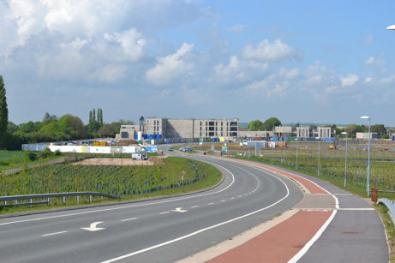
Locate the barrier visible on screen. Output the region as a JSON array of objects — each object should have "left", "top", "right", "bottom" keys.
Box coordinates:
[{"left": 378, "top": 198, "right": 395, "bottom": 225}]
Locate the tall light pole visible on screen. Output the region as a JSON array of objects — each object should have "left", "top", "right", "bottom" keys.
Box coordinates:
[
  {"left": 341, "top": 131, "right": 348, "bottom": 188},
  {"left": 360, "top": 115, "right": 372, "bottom": 196},
  {"left": 317, "top": 138, "right": 321, "bottom": 176}
]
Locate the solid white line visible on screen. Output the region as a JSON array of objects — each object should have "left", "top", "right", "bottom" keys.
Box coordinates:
[
  {"left": 41, "top": 230, "right": 67, "bottom": 237},
  {"left": 100, "top": 166, "right": 291, "bottom": 263},
  {"left": 0, "top": 163, "right": 236, "bottom": 227},
  {"left": 120, "top": 217, "right": 137, "bottom": 222},
  {"left": 233, "top": 161, "right": 340, "bottom": 263},
  {"left": 288, "top": 210, "right": 338, "bottom": 263},
  {"left": 338, "top": 208, "right": 375, "bottom": 211}
]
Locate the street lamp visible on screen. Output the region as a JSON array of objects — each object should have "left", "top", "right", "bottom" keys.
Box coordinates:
[
  {"left": 387, "top": 25, "right": 395, "bottom": 30},
  {"left": 360, "top": 115, "right": 372, "bottom": 196},
  {"left": 341, "top": 131, "right": 348, "bottom": 188}
]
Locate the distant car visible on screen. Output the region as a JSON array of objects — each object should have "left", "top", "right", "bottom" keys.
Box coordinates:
[{"left": 179, "top": 147, "right": 192, "bottom": 152}]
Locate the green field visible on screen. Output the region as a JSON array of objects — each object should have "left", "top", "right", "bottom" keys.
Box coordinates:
[
  {"left": 194, "top": 141, "right": 395, "bottom": 198},
  {"left": 0, "top": 157, "right": 222, "bottom": 213}
]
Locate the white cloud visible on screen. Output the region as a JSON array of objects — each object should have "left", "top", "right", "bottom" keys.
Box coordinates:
[
  {"left": 214, "top": 56, "right": 268, "bottom": 82},
  {"left": 145, "top": 43, "right": 194, "bottom": 85},
  {"left": 104, "top": 29, "right": 146, "bottom": 61},
  {"left": 241, "top": 39, "right": 295, "bottom": 61},
  {"left": 340, "top": 74, "right": 359, "bottom": 87}
]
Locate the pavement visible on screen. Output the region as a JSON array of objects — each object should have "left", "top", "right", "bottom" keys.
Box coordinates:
[{"left": 189, "top": 157, "right": 389, "bottom": 263}]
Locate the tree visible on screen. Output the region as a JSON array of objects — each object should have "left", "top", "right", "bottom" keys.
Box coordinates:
[
  {"left": 345, "top": 124, "right": 366, "bottom": 138},
  {"left": 262, "top": 117, "right": 281, "bottom": 131},
  {"left": 97, "top": 108, "right": 103, "bottom": 127},
  {"left": 371, "top": 124, "right": 387, "bottom": 138},
  {"left": 0, "top": 75, "right": 8, "bottom": 147},
  {"left": 248, "top": 120, "right": 264, "bottom": 131}
]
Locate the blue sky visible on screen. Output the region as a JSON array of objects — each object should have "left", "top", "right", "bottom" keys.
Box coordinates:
[{"left": 1, "top": 0, "right": 394, "bottom": 125}]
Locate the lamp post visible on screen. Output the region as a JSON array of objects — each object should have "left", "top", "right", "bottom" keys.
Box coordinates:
[
  {"left": 341, "top": 131, "right": 348, "bottom": 188},
  {"left": 360, "top": 115, "right": 372, "bottom": 196}
]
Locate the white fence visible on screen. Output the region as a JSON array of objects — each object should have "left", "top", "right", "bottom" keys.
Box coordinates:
[{"left": 48, "top": 145, "right": 142, "bottom": 154}]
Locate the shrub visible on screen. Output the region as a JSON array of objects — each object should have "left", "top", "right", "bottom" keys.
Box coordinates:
[
  {"left": 39, "top": 148, "right": 53, "bottom": 159},
  {"left": 25, "top": 151, "right": 37, "bottom": 161}
]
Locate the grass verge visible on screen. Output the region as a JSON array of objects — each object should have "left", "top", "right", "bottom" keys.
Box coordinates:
[
  {"left": 376, "top": 204, "right": 395, "bottom": 262},
  {"left": 0, "top": 157, "right": 222, "bottom": 215}
]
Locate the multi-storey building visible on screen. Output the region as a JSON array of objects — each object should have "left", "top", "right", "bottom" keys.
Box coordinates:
[
  {"left": 117, "top": 117, "right": 239, "bottom": 140},
  {"left": 296, "top": 126, "right": 310, "bottom": 138}
]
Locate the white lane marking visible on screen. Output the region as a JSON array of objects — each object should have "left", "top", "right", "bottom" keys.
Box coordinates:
[
  {"left": 238, "top": 195, "right": 242, "bottom": 198},
  {"left": 220, "top": 200, "right": 226, "bottom": 202},
  {"left": 41, "top": 230, "right": 67, "bottom": 237},
  {"left": 172, "top": 207, "right": 187, "bottom": 213},
  {"left": 338, "top": 208, "right": 375, "bottom": 211},
  {"left": 191, "top": 205, "right": 200, "bottom": 208},
  {"left": 288, "top": 209, "right": 338, "bottom": 263},
  {"left": 159, "top": 211, "right": 170, "bottom": 215},
  {"left": 100, "top": 167, "right": 291, "bottom": 263},
  {"left": 207, "top": 202, "right": 214, "bottom": 206},
  {"left": 120, "top": 217, "right": 137, "bottom": 222},
  {"left": 0, "top": 163, "right": 235, "bottom": 227},
  {"left": 81, "top": 221, "right": 105, "bottom": 232},
  {"left": 247, "top": 167, "right": 340, "bottom": 263},
  {"left": 230, "top": 197, "right": 235, "bottom": 200}
]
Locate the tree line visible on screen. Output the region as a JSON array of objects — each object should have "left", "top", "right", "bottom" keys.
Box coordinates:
[{"left": 0, "top": 75, "right": 133, "bottom": 150}]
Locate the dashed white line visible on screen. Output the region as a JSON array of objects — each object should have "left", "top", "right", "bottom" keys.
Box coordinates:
[
  {"left": 100, "top": 165, "right": 291, "bottom": 263},
  {"left": 41, "top": 231, "right": 67, "bottom": 237},
  {"left": 191, "top": 205, "right": 200, "bottom": 208},
  {"left": 0, "top": 163, "right": 236, "bottom": 227},
  {"left": 120, "top": 217, "right": 138, "bottom": 222},
  {"left": 207, "top": 202, "right": 215, "bottom": 206},
  {"left": 159, "top": 211, "right": 170, "bottom": 215},
  {"left": 220, "top": 199, "right": 226, "bottom": 202}
]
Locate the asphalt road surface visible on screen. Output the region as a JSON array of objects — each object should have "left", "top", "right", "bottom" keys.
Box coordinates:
[{"left": 0, "top": 156, "right": 303, "bottom": 263}]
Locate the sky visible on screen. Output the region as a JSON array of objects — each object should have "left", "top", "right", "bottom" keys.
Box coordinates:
[{"left": 1, "top": 0, "right": 395, "bottom": 126}]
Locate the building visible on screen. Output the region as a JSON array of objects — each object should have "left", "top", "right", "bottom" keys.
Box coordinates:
[
  {"left": 274, "top": 126, "right": 293, "bottom": 137},
  {"left": 356, "top": 132, "right": 378, "bottom": 139},
  {"left": 117, "top": 117, "right": 239, "bottom": 140},
  {"left": 116, "top": 124, "right": 140, "bottom": 141},
  {"left": 238, "top": 130, "right": 273, "bottom": 138},
  {"left": 296, "top": 126, "right": 310, "bottom": 138},
  {"left": 316, "top": 126, "right": 332, "bottom": 138}
]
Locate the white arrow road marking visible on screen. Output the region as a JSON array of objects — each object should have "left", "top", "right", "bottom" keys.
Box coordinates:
[
  {"left": 41, "top": 231, "right": 67, "bottom": 237},
  {"left": 172, "top": 207, "right": 187, "bottom": 213},
  {"left": 81, "top": 221, "right": 105, "bottom": 232}
]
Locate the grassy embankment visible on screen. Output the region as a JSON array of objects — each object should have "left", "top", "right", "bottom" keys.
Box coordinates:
[
  {"left": 0, "top": 156, "right": 222, "bottom": 214},
  {"left": 194, "top": 141, "right": 395, "bottom": 198}
]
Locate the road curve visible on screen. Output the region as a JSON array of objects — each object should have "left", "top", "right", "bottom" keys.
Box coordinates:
[{"left": 0, "top": 155, "right": 303, "bottom": 263}]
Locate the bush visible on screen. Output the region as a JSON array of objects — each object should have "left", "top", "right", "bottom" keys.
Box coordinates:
[
  {"left": 25, "top": 151, "right": 37, "bottom": 161},
  {"left": 39, "top": 148, "right": 53, "bottom": 159},
  {"left": 54, "top": 150, "right": 61, "bottom": 156}
]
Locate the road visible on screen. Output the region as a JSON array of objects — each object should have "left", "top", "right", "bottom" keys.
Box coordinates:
[{"left": 0, "top": 155, "right": 303, "bottom": 263}]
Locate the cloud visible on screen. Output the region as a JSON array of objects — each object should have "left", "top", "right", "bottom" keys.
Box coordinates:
[
  {"left": 104, "top": 28, "right": 146, "bottom": 61},
  {"left": 145, "top": 43, "right": 194, "bottom": 85},
  {"left": 241, "top": 39, "right": 296, "bottom": 61},
  {"left": 340, "top": 74, "right": 359, "bottom": 87},
  {"left": 91, "top": 64, "right": 127, "bottom": 82}
]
